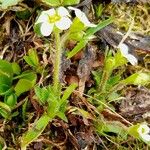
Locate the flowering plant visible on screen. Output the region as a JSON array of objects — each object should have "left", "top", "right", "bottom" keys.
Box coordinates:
[
  {"left": 21, "top": 6, "right": 113, "bottom": 150},
  {"left": 128, "top": 123, "right": 150, "bottom": 145},
  {"left": 137, "top": 124, "right": 150, "bottom": 142},
  {"left": 118, "top": 43, "right": 138, "bottom": 66}
]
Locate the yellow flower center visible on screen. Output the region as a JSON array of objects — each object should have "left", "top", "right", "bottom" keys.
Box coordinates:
[{"left": 49, "top": 14, "right": 61, "bottom": 23}]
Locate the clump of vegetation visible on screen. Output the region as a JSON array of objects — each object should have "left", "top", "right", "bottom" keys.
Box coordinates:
[{"left": 104, "top": 3, "right": 150, "bottom": 35}]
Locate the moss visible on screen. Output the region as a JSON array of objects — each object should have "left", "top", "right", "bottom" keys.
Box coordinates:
[{"left": 103, "top": 3, "right": 150, "bottom": 35}]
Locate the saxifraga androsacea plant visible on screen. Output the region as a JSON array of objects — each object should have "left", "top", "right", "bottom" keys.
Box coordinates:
[{"left": 21, "top": 6, "right": 113, "bottom": 149}]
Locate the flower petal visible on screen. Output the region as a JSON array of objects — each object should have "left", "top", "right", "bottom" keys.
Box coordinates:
[
  {"left": 68, "top": 6, "right": 78, "bottom": 11},
  {"left": 68, "top": 7, "right": 96, "bottom": 27},
  {"left": 138, "top": 124, "right": 150, "bottom": 135},
  {"left": 57, "top": 6, "right": 70, "bottom": 17},
  {"left": 126, "top": 54, "right": 138, "bottom": 65},
  {"left": 45, "top": 8, "right": 56, "bottom": 16},
  {"left": 118, "top": 43, "right": 138, "bottom": 65},
  {"left": 36, "top": 13, "right": 49, "bottom": 24},
  {"left": 118, "top": 43, "right": 129, "bottom": 56},
  {"left": 141, "top": 134, "right": 150, "bottom": 142},
  {"left": 55, "top": 17, "right": 72, "bottom": 30},
  {"left": 40, "top": 22, "right": 54, "bottom": 36}
]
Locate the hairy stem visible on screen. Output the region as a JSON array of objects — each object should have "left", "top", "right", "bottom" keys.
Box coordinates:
[
  {"left": 53, "top": 31, "right": 61, "bottom": 91},
  {"left": 98, "top": 70, "right": 110, "bottom": 93}
]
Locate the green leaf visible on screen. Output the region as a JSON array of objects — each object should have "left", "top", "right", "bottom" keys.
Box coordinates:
[
  {"left": 0, "top": 75, "right": 12, "bottom": 87},
  {"left": 58, "top": 99, "right": 68, "bottom": 122},
  {"left": 0, "top": 85, "right": 10, "bottom": 95},
  {"left": 0, "top": 101, "right": 11, "bottom": 118},
  {"left": 67, "top": 18, "right": 113, "bottom": 59},
  {"left": 76, "top": 107, "right": 93, "bottom": 119},
  {"left": 15, "top": 79, "right": 34, "bottom": 96},
  {"left": 41, "top": 0, "right": 60, "bottom": 6},
  {"left": 69, "top": 106, "right": 93, "bottom": 120},
  {"left": 21, "top": 114, "right": 51, "bottom": 149},
  {"left": 104, "top": 56, "right": 115, "bottom": 72},
  {"left": 14, "top": 71, "right": 37, "bottom": 80},
  {"left": 0, "top": 101, "right": 11, "bottom": 113},
  {"left": 69, "top": 18, "right": 85, "bottom": 33},
  {"left": 16, "top": 9, "right": 31, "bottom": 20},
  {"left": 53, "top": 83, "right": 77, "bottom": 122},
  {"left": 34, "top": 23, "right": 43, "bottom": 36},
  {"left": 0, "top": 75, "right": 12, "bottom": 95},
  {"left": 95, "top": 120, "right": 127, "bottom": 139},
  {"left": 41, "top": 0, "right": 80, "bottom": 6},
  {"left": 15, "top": 72, "right": 37, "bottom": 96},
  {"left": 104, "top": 121, "right": 127, "bottom": 139},
  {"left": 47, "top": 100, "right": 59, "bottom": 118},
  {"left": 11, "top": 111, "right": 19, "bottom": 117},
  {"left": 0, "top": 86, "right": 13, "bottom": 96},
  {"left": 24, "top": 49, "right": 39, "bottom": 68},
  {"left": 67, "top": 39, "right": 87, "bottom": 59},
  {"left": 0, "top": 0, "right": 23, "bottom": 9},
  {"left": 85, "top": 17, "right": 114, "bottom": 37},
  {"left": 0, "top": 109, "right": 10, "bottom": 119},
  {"left": 122, "top": 72, "right": 150, "bottom": 86},
  {"left": 69, "top": 32, "right": 84, "bottom": 41},
  {"left": 57, "top": 111, "right": 68, "bottom": 122},
  {"left": 4, "top": 93, "right": 17, "bottom": 107},
  {"left": 22, "top": 97, "right": 28, "bottom": 121},
  {"left": 61, "top": 83, "right": 77, "bottom": 102},
  {"left": 12, "top": 62, "right": 21, "bottom": 75},
  {"left": 128, "top": 124, "right": 140, "bottom": 139},
  {"left": 0, "top": 59, "right": 13, "bottom": 78},
  {"left": 47, "top": 85, "right": 60, "bottom": 102},
  {"left": 114, "top": 51, "right": 127, "bottom": 68},
  {"left": 106, "top": 74, "right": 121, "bottom": 90},
  {"left": 92, "top": 70, "right": 103, "bottom": 86},
  {"left": 34, "top": 86, "right": 49, "bottom": 104},
  {"left": 94, "top": 4, "right": 104, "bottom": 18},
  {"left": 107, "top": 92, "right": 120, "bottom": 102},
  {"left": 63, "top": 0, "right": 80, "bottom": 5}
]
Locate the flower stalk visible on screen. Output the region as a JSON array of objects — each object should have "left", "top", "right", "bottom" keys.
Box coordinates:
[
  {"left": 53, "top": 30, "right": 62, "bottom": 91},
  {"left": 53, "top": 31, "right": 71, "bottom": 91},
  {"left": 98, "top": 70, "right": 110, "bottom": 93}
]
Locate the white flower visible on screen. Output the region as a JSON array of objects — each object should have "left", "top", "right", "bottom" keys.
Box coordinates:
[
  {"left": 138, "top": 124, "right": 149, "bottom": 135},
  {"left": 137, "top": 124, "right": 150, "bottom": 142},
  {"left": 35, "top": 7, "right": 72, "bottom": 36},
  {"left": 140, "top": 134, "right": 150, "bottom": 142},
  {"left": 118, "top": 43, "right": 138, "bottom": 66},
  {"left": 68, "top": 7, "right": 96, "bottom": 27}
]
